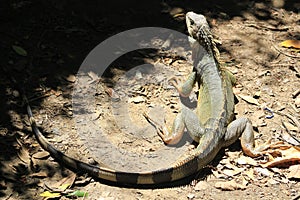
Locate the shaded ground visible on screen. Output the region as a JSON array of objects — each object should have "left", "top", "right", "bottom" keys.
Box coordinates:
[{"left": 0, "top": 0, "right": 299, "bottom": 199}]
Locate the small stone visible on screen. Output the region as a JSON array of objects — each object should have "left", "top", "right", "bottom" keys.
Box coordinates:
[
  {"left": 12, "top": 90, "right": 20, "bottom": 97},
  {"left": 65, "top": 75, "right": 76, "bottom": 83},
  {"left": 254, "top": 167, "right": 272, "bottom": 177},
  {"left": 267, "top": 179, "right": 278, "bottom": 185},
  {"left": 170, "top": 7, "right": 184, "bottom": 16},
  {"left": 194, "top": 181, "right": 210, "bottom": 191},
  {"left": 295, "top": 97, "right": 300, "bottom": 108},
  {"left": 128, "top": 96, "right": 145, "bottom": 103},
  {"left": 292, "top": 89, "right": 300, "bottom": 98},
  {"left": 272, "top": 0, "right": 285, "bottom": 8},
  {"left": 187, "top": 193, "right": 195, "bottom": 199}
]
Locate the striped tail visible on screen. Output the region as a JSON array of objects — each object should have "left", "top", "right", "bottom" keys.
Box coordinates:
[{"left": 26, "top": 102, "right": 200, "bottom": 185}]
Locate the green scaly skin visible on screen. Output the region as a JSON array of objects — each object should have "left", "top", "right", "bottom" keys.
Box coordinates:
[{"left": 26, "top": 12, "right": 263, "bottom": 186}]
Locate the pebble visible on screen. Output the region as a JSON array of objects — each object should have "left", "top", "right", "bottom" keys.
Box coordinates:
[
  {"left": 12, "top": 90, "right": 19, "bottom": 97},
  {"left": 65, "top": 74, "right": 76, "bottom": 83},
  {"left": 187, "top": 193, "right": 195, "bottom": 199},
  {"left": 194, "top": 181, "right": 210, "bottom": 191},
  {"left": 295, "top": 97, "right": 300, "bottom": 108}
]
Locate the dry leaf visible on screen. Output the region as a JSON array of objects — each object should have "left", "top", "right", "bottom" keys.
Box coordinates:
[
  {"left": 52, "top": 173, "right": 77, "bottom": 189},
  {"left": 211, "top": 169, "right": 225, "bottom": 179},
  {"left": 32, "top": 151, "right": 50, "bottom": 159},
  {"left": 221, "top": 163, "right": 245, "bottom": 177},
  {"left": 239, "top": 95, "right": 260, "bottom": 106},
  {"left": 261, "top": 146, "right": 300, "bottom": 168},
  {"left": 243, "top": 168, "right": 255, "bottom": 181},
  {"left": 254, "top": 167, "right": 273, "bottom": 177},
  {"left": 65, "top": 75, "right": 76, "bottom": 83},
  {"left": 236, "top": 155, "right": 258, "bottom": 166},
  {"left": 194, "top": 181, "right": 210, "bottom": 191},
  {"left": 282, "top": 131, "right": 300, "bottom": 146},
  {"left": 215, "top": 180, "right": 246, "bottom": 191},
  {"left": 263, "top": 157, "right": 300, "bottom": 168},
  {"left": 128, "top": 96, "right": 145, "bottom": 103},
  {"left": 280, "top": 146, "right": 300, "bottom": 157},
  {"left": 40, "top": 191, "right": 61, "bottom": 198},
  {"left": 29, "top": 171, "right": 48, "bottom": 178},
  {"left": 267, "top": 179, "right": 279, "bottom": 185},
  {"left": 268, "top": 143, "right": 291, "bottom": 150},
  {"left": 280, "top": 40, "right": 300, "bottom": 49},
  {"left": 295, "top": 97, "right": 300, "bottom": 108},
  {"left": 41, "top": 173, "right": 76, "bottom": 198},
  {"left": 74, "top": 177, "right": 92, "bottom": 185},
  {"left": 17, "top": 147, "right": 31, "bottom": 164},
  {"left": 241, "top": 175, "right": 249, "bottom": 186},
  {"left": 223, "top": 162, "right": 238, "bottom": 170},
  {"left": 283, "top": 122, "right": 299, "bottom": 132},
  {"left": 287, "top": 164, "right": 300, "bottom": 179},
  {"left": 222, "top": 168, "right": 244, "bottom": 177},
  {"left": 226, "top": 151, "right": 240, "bottom": 159}
]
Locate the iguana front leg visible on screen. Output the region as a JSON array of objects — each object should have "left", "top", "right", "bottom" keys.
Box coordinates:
[
  {"left": 223, "top": 118, "right": 272, "bottom": 157},
  {"left": 169, "top": 71, "right": 197, "bottom": 97},
  {"left": 144, "top": 71, "right": 205, "bottom": 145}
]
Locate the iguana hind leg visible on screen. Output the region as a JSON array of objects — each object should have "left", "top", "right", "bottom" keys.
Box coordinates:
[
  {"left": 143, "top": 112, "right": 185, "bottom": 145},
  {"left": 181, "top": 106, "right": 205, "bottom": 143},
  {"left": 223, "top": 118, "right": 273, "bottom": 158},
  {"left": 144, "top": 104, "right": 206, "bottom": 145}
]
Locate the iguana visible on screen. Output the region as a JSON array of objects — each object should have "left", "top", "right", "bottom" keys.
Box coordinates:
[{"left": 26, "top": 12, "right": 265, "bottom": 185}]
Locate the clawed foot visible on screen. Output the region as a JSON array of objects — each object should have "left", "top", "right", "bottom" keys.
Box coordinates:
[
  {"left": 169, "top": 77, "right": 191, "bottom": 97},
  {"left": 244, "top": 139, "right": 284, "bottom": 158},
  {"left": 168, "top": 77, "right": 181, "bottom": 92},
  {"left": 169, "top": 75, "right": 196, "bottom": 97},
  {"left": 143, "top": 112, "right": 167, "bottom": 141},
  {"left": 143, "top": 112, "right": 183, "bottom": 145}
]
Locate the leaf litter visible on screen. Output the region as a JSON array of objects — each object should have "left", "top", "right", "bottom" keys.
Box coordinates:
[{"left": 6, "top": 5, "right": 299, "bottom": 199}]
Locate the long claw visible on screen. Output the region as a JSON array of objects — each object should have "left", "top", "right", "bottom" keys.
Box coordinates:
[
  {"left": 168, "top": 77, "right": 179, "bottom": 84},
  {"left": 169, "top": 76, "right": 193, "bottom": 97},
  {"left": 143, "top": 112, "right": 184, "bottom": 145},
  {"left": 143, "top": 112, "right": 165, "bottom": 137},
  {"left": 169, "top": 77, "right": 181, "bottom": 91}
]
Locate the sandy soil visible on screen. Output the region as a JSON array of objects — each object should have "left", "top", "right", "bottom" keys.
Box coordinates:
[{"left": 0, "top": 1, "right": 299, "bottom": 199}]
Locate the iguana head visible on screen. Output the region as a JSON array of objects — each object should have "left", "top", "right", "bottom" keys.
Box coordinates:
[
  {"left": 186, "top": 12, "right": 209, "bottom": 39},
  {"left": 185, "top": 11, "right": 220, "bottom": 65},
  {"left": 185, "top": 12, "right": 213, "bottom": 50}
]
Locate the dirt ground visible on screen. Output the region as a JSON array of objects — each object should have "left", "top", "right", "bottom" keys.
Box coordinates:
[{"left": 0, "top": 0, "right": 300, "bottom": 199}]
